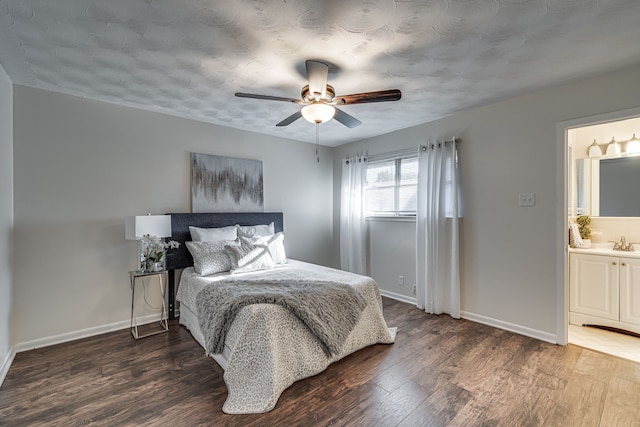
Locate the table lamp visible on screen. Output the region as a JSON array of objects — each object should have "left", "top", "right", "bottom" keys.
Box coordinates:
[{"left": 125, "top": 214, "right": 172, "bottom": 271}]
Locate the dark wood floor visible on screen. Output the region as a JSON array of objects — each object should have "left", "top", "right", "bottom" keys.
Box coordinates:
[{"left": 2, "top": 298, "right": 640, "bottom": 426}]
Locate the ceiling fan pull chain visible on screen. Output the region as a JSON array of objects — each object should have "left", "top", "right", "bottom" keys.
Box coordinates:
[{"left": 316, "top": 122, "right": 320, "bottom": 163}]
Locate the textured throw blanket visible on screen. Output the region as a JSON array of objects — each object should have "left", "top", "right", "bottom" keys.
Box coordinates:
[{"left": 196, "top": 278, "right": 367, "bottom": 357}]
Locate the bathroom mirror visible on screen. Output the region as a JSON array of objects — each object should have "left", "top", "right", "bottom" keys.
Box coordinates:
[{"left": 576, "top": 155, "right": 640, "bottom": 216}]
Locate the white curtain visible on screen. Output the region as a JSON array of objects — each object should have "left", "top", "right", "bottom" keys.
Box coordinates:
[
  {"left": 340, "top": 156, "right": 367, "bottom": 275},
  {"left": 416, "top": 139, "right": 461, "bottom": 318}
]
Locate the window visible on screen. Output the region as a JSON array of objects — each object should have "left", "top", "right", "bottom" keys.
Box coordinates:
[{"left": 366, "top": 156, "right": 418, "bottom": 216}]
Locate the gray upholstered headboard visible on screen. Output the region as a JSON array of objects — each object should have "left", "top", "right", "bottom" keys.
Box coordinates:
[
  {"left": 163, "top": 212, "right": 284, "bottom": 319},
  {"left": 165, "top": 212, "right": 284, "bottom": 271}
]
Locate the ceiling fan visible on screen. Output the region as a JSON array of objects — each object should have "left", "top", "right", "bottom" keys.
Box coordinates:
[{"left": 235, "top": 60, "right": 401, "bottom": 129}]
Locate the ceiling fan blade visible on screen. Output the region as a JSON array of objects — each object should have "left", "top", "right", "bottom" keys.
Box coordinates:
[
  {"left": 334, "top": 89, "right": 401, "bottom": 105},
  {"left": 333, "top": 107, "right": 361, "bottom": 128},
  {"left": 306, "top": 60, "right": 329, "bottom": 99},
  {"left": 235, "top": 92, "right": 302, "bottom": 104},
  {"left": 276, "top": 110, "right": 303, "bottom": 127}
]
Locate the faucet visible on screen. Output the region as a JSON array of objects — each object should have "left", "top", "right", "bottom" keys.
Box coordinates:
[{"left": 609, "top": 235, "right": 637, "bottom": 251}]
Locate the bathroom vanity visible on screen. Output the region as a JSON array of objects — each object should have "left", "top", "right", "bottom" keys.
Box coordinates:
[{"left": 569, "top": 247, "right": 640, "bottom": 335}]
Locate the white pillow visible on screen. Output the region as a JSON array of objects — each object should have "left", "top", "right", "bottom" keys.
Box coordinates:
[
  {"left": 236, "top": 222, "right": 274, "bottom": 238},
  {"left": 189, "top": 225, "right": 237, "bottom": 242},
  {"left": 186, "top": 240, "right": 238, "bottom": 276},
  {"left": 225, "top": 242, "right": 275, "bottom": 274},
  {"left": 241, "top": 232, "right": 287, "bottom": 264}
]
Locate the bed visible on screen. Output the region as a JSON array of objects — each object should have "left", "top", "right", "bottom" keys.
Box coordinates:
[{"left": 165, "top": 212, "right": 396, "bottom": 414}]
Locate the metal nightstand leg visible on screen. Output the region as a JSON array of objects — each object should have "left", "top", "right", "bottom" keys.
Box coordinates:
[{"left": 130, "top": 271, "right": 169, "bottom": 340}]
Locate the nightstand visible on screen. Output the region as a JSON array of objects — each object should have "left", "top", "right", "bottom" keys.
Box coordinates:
[{"left": 129, "top": 270, "right": 169, "bottom": 339}]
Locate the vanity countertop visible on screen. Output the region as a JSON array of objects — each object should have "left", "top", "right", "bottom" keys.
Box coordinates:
[{"left": 569, "top": 244, "right": 640, "bottom": 258}]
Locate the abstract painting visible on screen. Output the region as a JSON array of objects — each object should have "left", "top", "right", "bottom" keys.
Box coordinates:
[{"left": 191, "top": 153, "right": 264, "bottom": 212}]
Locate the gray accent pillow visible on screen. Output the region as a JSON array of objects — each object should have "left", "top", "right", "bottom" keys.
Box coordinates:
[
  {"left": 186, "top": 240, "right": 238, "bottom": 276},
  {"left": 240, "top": 232, "right": 287, "bottom": 264},
  {"left": 225, "top": 241, "right": 275, "bottom": 274}
]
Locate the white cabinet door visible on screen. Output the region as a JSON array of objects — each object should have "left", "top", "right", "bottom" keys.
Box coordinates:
[
  {"left": 570, "top": 253, "right": 619, "bottom": 321},
  {"left": 620, "top": 257, "right": 640, "bottom": 326}
]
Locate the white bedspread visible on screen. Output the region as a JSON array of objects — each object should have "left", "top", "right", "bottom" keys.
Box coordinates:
[{"left": 176, "top": 260, "right": 396, "bottom": 414}]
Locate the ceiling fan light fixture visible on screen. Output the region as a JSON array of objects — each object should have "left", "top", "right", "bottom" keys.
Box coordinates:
[
  {"left": 236, "top": 60, "right": 400, "bottom": 129},
  {"left": 301, "top": 103, "right": 335, "bottom": 124}
]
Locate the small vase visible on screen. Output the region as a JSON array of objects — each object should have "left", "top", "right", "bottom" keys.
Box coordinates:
[
  {"left": 142, "top": 258, "right": 161, "bottom": 273},
  {"left": 581, "top": 239, "right": 591, "bottom": 249},
  {"left": 142, "top": 254, "right": 165, "bottom": 272}
]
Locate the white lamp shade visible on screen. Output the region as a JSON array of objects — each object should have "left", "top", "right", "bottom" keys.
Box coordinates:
[
  {"left": 605, "top": 138, "right": 621, "bottom": 155},
  {"left": 301, "top": 103, "right": 335, "bottom": 124},
  {"left": 626, "top": 134, "right": 640, "bottom": 154},
  {"left": 125, "top": 215, "right": 172, "bottom": 240},
  {"left": 587, "top": 140, "right": 602, "bottom": 157}
]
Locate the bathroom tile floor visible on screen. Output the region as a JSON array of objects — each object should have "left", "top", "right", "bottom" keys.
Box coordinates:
[{"left": 569, "top": 324, "right": 640, "bottom": 364}]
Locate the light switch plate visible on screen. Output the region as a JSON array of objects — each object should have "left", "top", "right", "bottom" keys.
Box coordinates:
[{"left": 519, "top": 193, "right": 535, "bottom": 207}]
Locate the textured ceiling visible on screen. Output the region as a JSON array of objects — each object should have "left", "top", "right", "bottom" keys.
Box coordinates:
[{"left": 1, "top": 1, "right": 640, "bottom": 147}]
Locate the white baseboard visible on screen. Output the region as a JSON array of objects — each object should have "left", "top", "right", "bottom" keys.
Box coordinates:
[
  {"left": 379, "top": 289, "right": 417, "bottom": 305},
  {"left": 461, "top": 310, "right": 558, "bottom": 344},
  {"left": 14, "top": 314, "right": 164, "bottom": 353},
  {"left": 378, "top": 293, "right": 558, "bottom": 344},
  {"left": 0, "top": 347, "right": 16, "bottom": 387}
]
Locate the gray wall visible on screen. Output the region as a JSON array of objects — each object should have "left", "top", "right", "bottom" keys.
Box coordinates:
[
  {"left": 367, "top": 219, "right": 416, "bottom": 299},
  {"left": 8, "top": 62, "right": 640, "bottom": 349},
  {"left": 333, "top": 64, "right": 640, "bottom": 340},
  {"left": 12, "top": 86, "right": 335, "bottom": 344},
  {"left": 0, "top": 65, "right": 13, "bottom": 376}
]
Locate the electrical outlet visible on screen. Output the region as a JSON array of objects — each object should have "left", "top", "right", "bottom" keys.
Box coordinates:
[
  {"left": 398, "top": 275, "right": 404, "bottom": 286},
  {"left": 412, "top": 284, "right": 417, "bottom": 296},
  {"left": 519, "top": 193, "right": 535, "bottom": 207}
]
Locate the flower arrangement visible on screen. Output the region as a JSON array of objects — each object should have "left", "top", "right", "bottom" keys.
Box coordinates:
[{"left": 141, "top": 234, "right": 180, "bottom": 271}]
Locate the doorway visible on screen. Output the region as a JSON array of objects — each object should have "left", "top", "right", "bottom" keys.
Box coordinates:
[{"left": 560, "top": 108, "right": 640, "bottom": 363}]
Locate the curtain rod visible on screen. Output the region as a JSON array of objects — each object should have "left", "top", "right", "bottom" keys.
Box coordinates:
[
  {"left": 421, "top": 137, "right": 461, "bottom": 151},
  {"left": 345, "top": 138, "right": 461, "bottom": 163}
]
